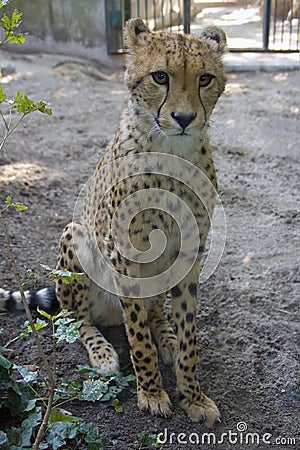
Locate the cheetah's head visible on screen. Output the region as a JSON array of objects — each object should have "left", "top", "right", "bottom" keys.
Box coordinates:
[{"left": 124, "top": 18, "right": 227, "bottom": 144}]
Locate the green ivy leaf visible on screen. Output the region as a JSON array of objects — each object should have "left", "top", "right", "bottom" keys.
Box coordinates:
[
  {"left": 4, "top": 195, "right": 12, "bottom": 206},
  {"left": 80, "top": 422, "right": 106, "bottom": 446},
  {"left": 14, "top": 202, "right": 27, "bottom": 212},
  {"left": 46, "top": 424, "right": 67, "bottom": 450},
  {"left": 138, "top": 432, "right": 159, "bottom": 447},
  {"left": 48, "top": 410, "right": 82, "bottom": 425},
  {"left": 23, "top": 398, "right": 38, "bottom": 412},
  {"left": 40, "top": 264, "right": 84, "bottom": 284},
  {"left": 14, "top": 364, "right": 38, "bottom": 383},
  {"left": 11, "top": 92, "right": 52, "bottom": 115},
  {"left": 5, "top": 195, "right": 27, "bottom": 212},
  {"left": 6, "top": 33, "right": 25, "bottom": 44},
  {"left": 36, "top": 307, "right": 53, "bottom": 320},
  {"left": 46, "top": 422, "right": 77, "bottom": 449},
  {"left": 0, "top": 85, "right": 6, "bottom": 102},
  {"left": 10, "top": 10, "right": 22, "bottom": 28},
  {"left": 46, "top": 422, "right": 106, "bottom": 450},
  {"left": 0, "top": 431, "right": 8, "bottom": 446},
  {"left": 25, "top": 318, "right": 48, "bottom": 333},
  {"left": 54, "top": 317, "right": 83, "bottom": 344},
  {"left": 1, "top": 10, "right": 22, "bottom": 31},
  {"left": 3, "top": 407, "right": 42, "bottom": 448},
  {"left": 1, "top": 13, "right": 11, "bottom": 29},
  {"left": 0, "top": 9, "right": 25, "bottom": 46},
  {"left": 0, "top": 353, "right": 13, "bottom": 370},
  {"left": 77, "top": 364, "right": 99, "bottom": 375},
  {"left": 79, "top": 372, "right": 134, "bottom": 410},
  {"left": 18, "top": 408, "right": 42, "bottom": 447},
  {"left": 113, "top": 398, "right": 123, "bottom": 413},
  {"left": 80, "top": 379, "right": 109, "bottom": 402}
]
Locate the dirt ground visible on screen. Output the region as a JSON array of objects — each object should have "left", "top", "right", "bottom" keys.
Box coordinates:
[{"left": 0, "top": 51, "right": 299, "bottom": 449}]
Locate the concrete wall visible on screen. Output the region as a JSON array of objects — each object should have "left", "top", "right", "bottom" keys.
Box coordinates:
[
  {"left": 2, "top": 1, "right": 190, "bottom": 63},
  {"left": 3, "top": 0, "right": 120, "bottom": 66}
]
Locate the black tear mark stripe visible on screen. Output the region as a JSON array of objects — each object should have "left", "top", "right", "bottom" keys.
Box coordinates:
[
  {"left": 156, "top": 83, "right": 169, "bottom": 124},
  {"left": 199, "top": 86, "right": 207, "bottom": 126}
]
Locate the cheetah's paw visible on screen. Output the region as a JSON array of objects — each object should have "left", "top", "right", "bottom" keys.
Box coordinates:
[
  {"left": 180, "top": 394, "right": 220, "bottom": 427},
  {"left": 138, "top": 388, "right": 172, "bottom": 418},
  {"left": 158, "top": 337, "right": 178, "bottom": 366},
  {"left": 89, "top": 346, "right": 120, "bottom": 375}
]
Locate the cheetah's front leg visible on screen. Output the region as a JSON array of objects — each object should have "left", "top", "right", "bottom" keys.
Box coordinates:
[
  {"left": 120, "top": 298, "right": 172, "bottom": 417},
  {"left": 171, "top": 265, "right": 220, "bottom": 427}
]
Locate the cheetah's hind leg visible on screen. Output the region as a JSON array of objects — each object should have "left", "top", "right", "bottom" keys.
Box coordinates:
[{"left": 56, "top": 222, "right": 119, "bottom": 375}]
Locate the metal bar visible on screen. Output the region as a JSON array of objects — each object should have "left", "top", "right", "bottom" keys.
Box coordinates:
[
  {"left": 153, "top": 0, "right": 157, "bottom": 30},
  {"left": 297, "top": 5, "right": 300, "bottom": 49},
  {"left": 273, "top": 0, "right": 277, "bottom": 44},
  {"left": 281, "top": 0, "right": 286, "bottom": 44},
  {"left": 229, "top": 47, "right": 299, "bottom": 53},
  {"left": 137, "top": 0, "right": 140, "bottom": 18},
  {"left": 183, "top": 0, "right": 190, "bottom": 34},
  {"left": 105, "top": 0, "right": 124, "bottom": 54},
  {"left": 262, "top": 0, "right": 271, "bottom": 50},
  {"left": 289, "top": 0, "right": 293, "bottom": 48},
  {"left": 180, "top": 0, "right": 183, "bottom": 31},
  {"left": 124, "top": 0, "right": 131, "bottom": 21}
]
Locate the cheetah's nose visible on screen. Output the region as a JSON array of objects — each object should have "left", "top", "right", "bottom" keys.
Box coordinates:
[{"left": 171, "top": 112, "right": 197, "bottom": 130}]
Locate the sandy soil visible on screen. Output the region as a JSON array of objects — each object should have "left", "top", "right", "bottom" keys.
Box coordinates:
[{"left": 0, "top": 51, "right": 299, "bottom": 449}]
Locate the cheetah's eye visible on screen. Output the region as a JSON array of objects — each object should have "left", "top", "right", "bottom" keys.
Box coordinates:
[
  {"left": 151, "top": 71, "right": 169, "bottom": 85},
  {"left": 199, "top": 74, "right": 214, "bottom": 87}
]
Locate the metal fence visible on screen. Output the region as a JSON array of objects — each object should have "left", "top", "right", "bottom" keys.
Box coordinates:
[
  {"left": 263, "top": 0, "right": 300, "bottom": 51},
  {"left": 128, "top": 0, "right": 190, "bottom": 32},
  {"left": 105, "top": 0, "right": 299, "bottom": 53},
  {"left": 105, "top": 0, "right": 192, "bottom": 53}
]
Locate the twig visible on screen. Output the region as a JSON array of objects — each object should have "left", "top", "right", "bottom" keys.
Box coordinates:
[
  {"left": 0, "top": 110, "right": 26, "bottom": 152},
  {"left": 4, "top": 334, "right": 20, "bottom": 347}
]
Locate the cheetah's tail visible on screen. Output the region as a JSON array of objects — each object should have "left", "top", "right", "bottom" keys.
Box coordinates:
[{"left": 0, "top": 287, "right": 59, "bottom": 313}]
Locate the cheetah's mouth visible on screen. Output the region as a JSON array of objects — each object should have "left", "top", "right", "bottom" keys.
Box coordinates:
[
  {"left": 171, "top": 130, "right": 190, "bottom": 137},
  {"left": 154, "top": 117, "right": 192, "bottom": 138}
]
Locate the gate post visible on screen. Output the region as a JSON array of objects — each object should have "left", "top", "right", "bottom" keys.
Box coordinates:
[
  {"left": 123, "top": 0, "right": 131, "bottom": 22},
  {"left": 105, "top": 0, "right": 131, "bottom": 53},
  {"left": 262, "top": 0, "right": 271, "bottom": 50},
  {"left": 183, "top": 0, "right": 191, "bottom": 34}
]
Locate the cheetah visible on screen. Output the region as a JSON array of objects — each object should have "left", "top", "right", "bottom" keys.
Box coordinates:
[{"left": 55, "top": 18, "right": 227, "bottom": 426}]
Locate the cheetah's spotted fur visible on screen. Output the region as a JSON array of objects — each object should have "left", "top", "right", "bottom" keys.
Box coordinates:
[{"left": 56, "top": 18, "right": 227, "bottom": 426}]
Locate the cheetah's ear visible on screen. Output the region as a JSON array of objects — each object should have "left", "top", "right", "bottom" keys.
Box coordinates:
[
  {"left": 124, "top": 18, "right": 150, "bottom": 48},
  {"left": 201, "top": 26, "right": 227, "bottom": 54}
]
